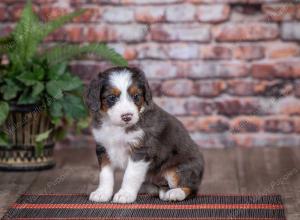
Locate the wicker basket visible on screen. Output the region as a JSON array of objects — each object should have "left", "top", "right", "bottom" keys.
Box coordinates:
[{"left": 0, "top": 103, "right": 55, "bottom": 171}]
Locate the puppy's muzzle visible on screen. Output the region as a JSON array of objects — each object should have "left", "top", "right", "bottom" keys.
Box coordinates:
[{"left": 121, "top": 113, "right": 133, "bottom": 122}]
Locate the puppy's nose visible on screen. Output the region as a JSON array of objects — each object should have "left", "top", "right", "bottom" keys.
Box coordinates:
[{"left": 121, "top": 113, "right": 133, "bottom": 122}]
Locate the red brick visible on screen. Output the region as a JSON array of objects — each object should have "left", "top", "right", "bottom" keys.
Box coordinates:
[
  {"left": 70, "top": 62, "right": 103, "bottom": 82},
  {"left": 73, "top": 7, "right": 102, "bottom": 22},
  {"left": 64, "top": 26, "right": 85, "bottom": 43},
  {"left": 154, "top": 97, "right": 187, "bottom": 116},
  {"left": 0, "top": 5, "right": 6, "bottom": 21},
  {"left": 102, "top": 7, "right": 134, "bottom": 23},
  {"left": 167, "top": 43, "right": 199, "bottom": 60},
  {"left": 201, "top": 45, "right": 232, "bottom": 60},
  {"left": 296, "top": 5, "right": 300, "bottom": 20},
  {"left": 295, "top": 80, "right": 300, "bottom": 97},
  {"left": 148, "top": 80, "right": 162, "bottom": 97},
  {"left": 166, "top": 4, "right": 196, "bottom": 22},
  {"left": 108, "top": 43, "right": 136, "bottom": 60},
  {"left": 189, "top": 62, "right": 248, "bottom": 79},
  {"left": 252, "top": 61, "right": 300, "bottom": 79},
  {"left": 177, "top": 117, "right": 199, "bottom": 132},
  {"left": 194, "top": 80, "right": 226, "bottom": 97},
  {"left": 214, "top": 23, "right": 279, "bottom": 42},
  {"left": 265, "top": 43, "right": 300, "bottom": 59},
  {"left": 197, "top": 116, "right": 229, "bottom": 133},
  {"left": 227, "top": 80, "right": 255, "bottom": 96},
  {"left": 264, "top": 117, "right": 294, "bottom": 133},
  {"left": 262, "top": 4, "right": 295, "bottom": 21},
  {"left": 39, "top": 7, "right": 70, "bottom": 21},
  {"left": 294, "top": 117, "right": 300, "bottom": 133},
  {"left": 151, "top": 24, "right": 211, "bottom": 42},
  {"left": 87, "top": 24, "right": 148, "bottom": 42},
  {"left": 282, "top": 22, "right": 300, "bottom": 41},
  {"left": 86, "top": 25, "right": 111, "bottom": 42},
  {"left": 121, "top": 0, "right": 180, "bottom": 4},
  {"left": 197, "top": 4, "right": 230, "bottom": 23},
  {"left": 233, "top": 134, "right": 300, "bottom": 148},
  {"left": 185, "top": 98, "right": 216, "bottom": 116},
  {"left": 136, "top": 43, "right": 167, "bottom": 59},
  {"left": 162, "top": 79, "right": 194, "bottom": 97},
  {"left": 231, "top": 116, "right": 263, "bottom": 133},
  {"left": 139, "top": 61, "right": 178, "bottom": 79},
  {"left": 135, "top": 6, "right": 165, "bottom": 23},
  {"left": 179, "top": 116, "right": 234, "bottom": 134},
  {"left": 8, "top": 3, "right": 26, "bottom": 21},
  {"left": 191, "top": 133, "right": 235, "bottom": 148},
  {"left": 216, "top": 97, "right": 260, "bottom": 116},
  {"left": 233, "top": 45, "right": 264, "bottom": 61},
  {"left": 276, "top": 97, "right": 300, "bottom": 115}
]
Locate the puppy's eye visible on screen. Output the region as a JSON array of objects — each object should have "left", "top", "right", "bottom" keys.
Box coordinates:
[
  {"left": 106, "top": 95, "right": 117, "bottom": 103},
  {"left": 133, "top": 94, "right": 141, "bottom": 102}
]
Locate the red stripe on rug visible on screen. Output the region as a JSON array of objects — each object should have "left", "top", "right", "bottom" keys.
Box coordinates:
[
  {"left": 11, "top": 203, "right": 284, "bottom": 210},
  {"left": 12, "top": 218, "right": 286, "bottom": 220}
]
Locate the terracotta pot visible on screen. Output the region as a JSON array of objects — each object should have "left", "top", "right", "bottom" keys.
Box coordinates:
[{"left": 0, "top": 103, "right": 55, "bottom": 171}]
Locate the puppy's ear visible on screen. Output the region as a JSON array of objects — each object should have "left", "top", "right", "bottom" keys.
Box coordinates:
[
  {"left": 131, "top": 67, "right": 152, "bottom": 105},
  {"left": 85, "top": 74, "right": 104, "bottom": 112}
]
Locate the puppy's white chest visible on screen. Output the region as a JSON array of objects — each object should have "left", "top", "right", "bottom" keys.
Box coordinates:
[{"left": 92, "top": 121, "right": 144, "bottom": 169}]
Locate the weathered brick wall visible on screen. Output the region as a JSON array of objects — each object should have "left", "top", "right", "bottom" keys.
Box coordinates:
[{"left": 1, "top": 0, "right": 300, "bottom": 148}]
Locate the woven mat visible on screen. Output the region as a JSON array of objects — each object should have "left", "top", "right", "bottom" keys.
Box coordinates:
[{"left": 2, "top": 194, "right": 286, "bottom": 220}]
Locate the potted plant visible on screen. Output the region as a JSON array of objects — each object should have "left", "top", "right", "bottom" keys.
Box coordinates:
[{"left": 0, "top": 1, "right": 127, "bottom": 171}]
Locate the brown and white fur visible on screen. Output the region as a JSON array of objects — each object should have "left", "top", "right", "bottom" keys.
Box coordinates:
[{"left": 86, "top": 67, "right": 204, "bottom": 203}]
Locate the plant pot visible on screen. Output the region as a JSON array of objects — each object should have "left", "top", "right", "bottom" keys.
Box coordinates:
[{"left": 0, "top": 103, "right": 55, "bottom": 171}]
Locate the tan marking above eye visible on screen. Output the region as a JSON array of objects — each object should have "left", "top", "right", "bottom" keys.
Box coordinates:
[
  {"left": 111, "top": 87, "right": 121, "bottom": 97},
  {"left": 128, "top": 85, "right": 141, "bottom": 96}
]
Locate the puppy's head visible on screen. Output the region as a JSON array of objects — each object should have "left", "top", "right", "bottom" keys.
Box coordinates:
[{"left": 86, "top": 67, "right": 152, "bottom": 127}]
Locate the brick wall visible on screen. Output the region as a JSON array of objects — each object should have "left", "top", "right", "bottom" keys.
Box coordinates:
[{"left": 1, "top": 0, "right": 300, "bottom": 148}]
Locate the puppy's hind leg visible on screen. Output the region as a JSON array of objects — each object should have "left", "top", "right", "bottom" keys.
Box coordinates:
[{"left": 159, "top": 168, "right": 192, "bottom": 201}]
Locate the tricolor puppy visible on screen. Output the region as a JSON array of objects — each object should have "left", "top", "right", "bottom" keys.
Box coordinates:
[{"left": 86, "top": 67, "right": 204, "bottom": 203}]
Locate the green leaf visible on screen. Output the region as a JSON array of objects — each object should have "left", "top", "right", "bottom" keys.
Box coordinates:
[
  {"left": 62, "top": 94, "right": 87, "bottom": 119},
  {"left": 46, "top": 80, "right": 63, "bottom": 99},
  {"left": 17, "top": 71, "right": 38, "bottom": 86},
  {"left": 35, "top": 141, "right": 43, "bottom": 157},
  {"left": 59, "top": 75, "right": 82, "bottom": 91},
  {"left": 0, "top": 79, "right": 21, "bottom": 100},
  {"left": 76, "top": 117, "right": 90, "bottom": 133},
  {"left": 35, "top": 129, "right": 52, "bottom": 142},
  {"left": 12, "top": 0, "right": 40, "bottom": 65},
  {"left": 43, "top": 43, "right": 128, "bottom": 66},
  {"left": 0, "top": 132, "right": 9, "bottom": 146},
  {"left": 49, "top": 100, "right": 63, "bottom": 118},
  {"left": 17, "top": 88, "right": 39, "bottom": 104},
  {"left": 48, "top": 63, "right": 68, "bottom": 80},
  {"left": 0, "top": 101, "right": 9, "bottom": 125},
  {"left": 32, "top": 82, "right": 44, "bottom": 97}
]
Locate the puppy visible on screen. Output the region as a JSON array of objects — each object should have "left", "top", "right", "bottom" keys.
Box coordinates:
[{"left": 86, "top": 67, "right": 204, "bottom": 203}]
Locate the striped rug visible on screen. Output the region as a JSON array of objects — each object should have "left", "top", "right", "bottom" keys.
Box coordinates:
[{"left": 2, "top": 194, "right": 286, "bottom": 220}]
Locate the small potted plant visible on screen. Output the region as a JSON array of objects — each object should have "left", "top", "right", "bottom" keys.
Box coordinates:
[{"left": 0, "top": 1, "right": 127, "bottom": 171}]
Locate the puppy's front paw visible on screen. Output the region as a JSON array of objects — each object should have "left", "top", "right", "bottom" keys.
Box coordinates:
[
  {"left": 159, "top": 188, "right": 186, "bottom": 201},
  {"left": 113, "top": 189, "right": 137, "bottom": 203},
  {"left": 89, "top": 188, "right": 113, "bottom": 202}
]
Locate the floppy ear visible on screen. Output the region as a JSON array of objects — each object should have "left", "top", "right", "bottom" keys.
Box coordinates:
[
  {"left": 85, "top": 74, "right": 103, "bottom": 112},
  {"left": 131, "top": 67, "right": 152, "bottom": 105}
]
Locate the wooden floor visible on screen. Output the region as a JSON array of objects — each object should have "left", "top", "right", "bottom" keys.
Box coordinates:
[{"left": 0, "top": 145, "right": 299, "bottom": 219}]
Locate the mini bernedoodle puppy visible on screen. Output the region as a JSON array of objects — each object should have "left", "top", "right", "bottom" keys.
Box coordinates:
[{"left": 86, "top": 67, "right": 204, "bottom": 203}]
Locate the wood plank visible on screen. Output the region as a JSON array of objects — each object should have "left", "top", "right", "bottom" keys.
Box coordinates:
[
  {"left": 235, "top": 147, "right": 274, "bottom": 193},
  {"left": 263, "top": 147, "right": 300, "bottom": 220},
  {"left": 0, "top": 172, "right": 38, "bottom": 217},
  {"left": 200, "top": 148, "right": 239, "bottom": 194}
]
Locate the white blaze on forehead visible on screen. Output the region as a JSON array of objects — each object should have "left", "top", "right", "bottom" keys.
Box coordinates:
[{"left": 109, "top": 70, "right": 132, "bottom": 93}]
